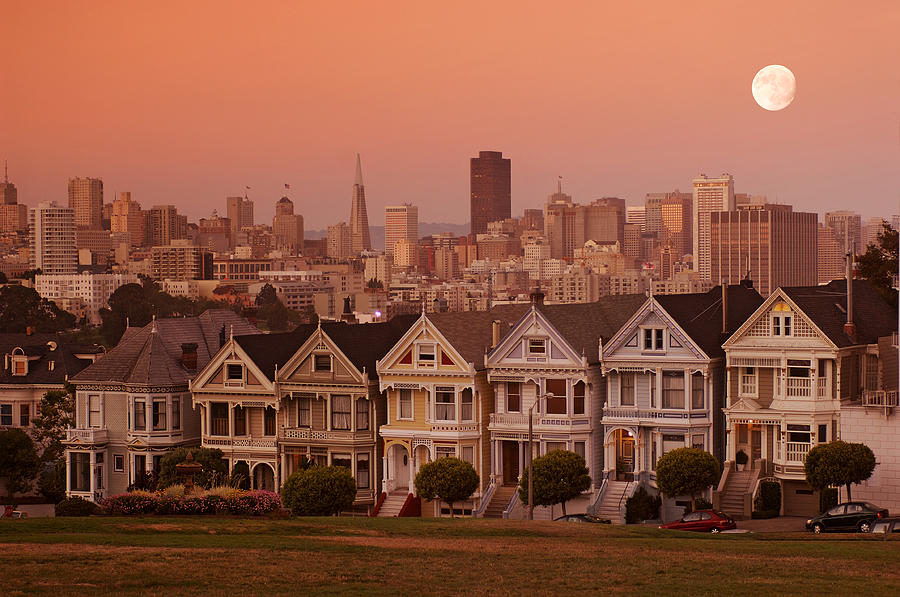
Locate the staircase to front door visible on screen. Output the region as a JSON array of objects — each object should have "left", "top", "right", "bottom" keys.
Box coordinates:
[
  {"left": 376, "top": 491, "right": 409, "bottom": 517},
  {"left": 482, "top": 485, "right": 518, "bottom": 518},
  {"left": 594, "top": 480, "right": 630, "bottom": 524},
  {"left": 718, "top": 469, "right": 758, "bottom": 520}
]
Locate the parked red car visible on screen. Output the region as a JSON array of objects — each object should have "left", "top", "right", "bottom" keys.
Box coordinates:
[{"left": 659, "top": 510, "right": 736, "bottom": 533}]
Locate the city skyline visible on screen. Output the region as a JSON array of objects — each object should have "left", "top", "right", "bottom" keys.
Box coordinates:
[{"left": 4, "top": 2, "right": 899, "bottom": 228}]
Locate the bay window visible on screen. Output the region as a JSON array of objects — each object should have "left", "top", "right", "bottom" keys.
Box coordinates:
[
  {"left": 331, "top": 396, "right": 351, "bottom": 430},
  {"left": 435, "top": 387, "right": 455, "bottom": 421}
]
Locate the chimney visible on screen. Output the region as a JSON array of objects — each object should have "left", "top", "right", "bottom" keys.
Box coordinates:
[
  {"left": 181, "top": 342, "right": 198, "bottom": 370},
  {"left": 530, "top": 286, "right": 544, "bottom": 306},
  {"left": 844, "top": 251, "right": 857, "bottom": 341},
  {"left": 25, "top": 326, "right": 33, "bottom": 336},
  {"left": 721, "top": 283, "right": 728, "bottom": 334},
  {"left": 491, "top": 320, "right": 501, "bottom": 349}
]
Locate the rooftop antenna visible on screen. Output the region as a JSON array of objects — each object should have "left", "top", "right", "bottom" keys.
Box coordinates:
[
  {"left": 557, "top": 176, "right": 562, "bottom": 195},
  {"left": 3, "top": 160, "right": 7, "bottom": 183}
]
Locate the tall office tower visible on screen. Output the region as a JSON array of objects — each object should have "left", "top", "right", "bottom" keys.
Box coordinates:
[
  {"left": 523, "top": 208, "right": 544, "bottom": 231},
  {"left": 227, "top": 195, "right": 254, "bottom": 237},
  {"left": 623, "top": 223, "right": 642, "bottom": 259},
  {"left": 273, "top": 196, "right": 304, "bottom": 254},
  {"left": 30, "top": 201, "right": 77, "bottom": 274},
  {"left": 67, "top": 177, "right": 104, "bottom": 229},
  {"left": 327, "top": 222, "right": 352, "bottom": 259},
  {"left": 384, "top": 204, "right": 418, "bottom": 257},
  {"left": 645, "top": 191, "right": 692, "bottom": 260},
  {"left": 818, "top": 223, "right": 846, "bottom": 284},
  {"left": 861, "top": 217, "right": 888, "bottom": 250},
  {"left": 393, "top": 238, "right": 418, "bottom": 268},
  {"left": 692, "top": 173, "right": 735, "bottom": 278},
  {"left": 709, "top": 204, "right": 817, "bottom": 296},
  {"left": 349, "top": 155, "right": 372, "bottom": 253},
  {"left": 824, "top": 211, "right": 862, "bottom": 255},
  {"left": 147, "top": 205, "right": 187, "bottom": 247},
  {"left": 111, "top": 192, "right": 146, "bottom": 248},
  {"left": 543, "top": 183, "right": 624, "bottom": 259},
  {"left": 470, "top": 150, "right": 511, "bottom": 235},
  {"left": 0, "top": 165, "right": 27, "bottom": 233},
  {"left": 625, "top": 206, "right": 646, "bottom": 229},
  {"left": 543, "top": 182, "right": 574, "bottom": 259},
  {"left": 434, "top": 247, "right": 459, "bottom": 281}
]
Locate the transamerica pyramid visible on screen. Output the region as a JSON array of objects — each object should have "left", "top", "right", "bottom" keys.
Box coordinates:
[{"left": 349, "top": 154, "right": 372, "bottom": 253}]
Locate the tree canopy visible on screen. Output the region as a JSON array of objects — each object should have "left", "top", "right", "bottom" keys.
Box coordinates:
[
  {"left": 655, "top": 448, "right": 720, "bottom": 510},
  {"left": 518, "top": 450, "right": 591, "bottom": 516},
  {"left": 804, "top": 440, "right": 876, "bottom": 501},
  {"left": 857, "top": 222, "right": 898, "bottom": 307},
  {"left": 280, "top": 466, "right": 357, "bottom": 516},
  {"left": 30, "top": 386, "right": 76, "bottom": 464},
  {"left": 0, "top": 285, "right": 76, "bottom": 333},
  {"left": 414, "top": 457, "right": 479, "bottom": 517},
  {"left": 157, "top": 447, "right": 229, "bottom": 489},
  {"left": 0, "top": 428, "right": 41, "bottom": 500}
]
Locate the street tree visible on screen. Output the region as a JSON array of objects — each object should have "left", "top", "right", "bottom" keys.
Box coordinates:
[
  {"left": 414, "top": 457, "right": 479, "bottom": 517},
  {"left": 281, "top": 466, "right": 356, "bottom": 516},
  {"left": 0, "top": 285, "right": 75, "bottom": 333},
  {"left": 518, "top": 450, "right": 591, "bottom": 516},
  {"left": 0, "top": 428, "right": 41, "bottom": 500},
  {"left": 655, "top": 447, "right": 720, "bottom": 511},
  {"left": 804, "top": 440, "right": 876, "bottom": 502}
]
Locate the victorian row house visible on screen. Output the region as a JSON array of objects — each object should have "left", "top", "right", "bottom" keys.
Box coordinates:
[
  {"left": 720, "top": 279, "right": 897, "bottom": 517},
  {"left": 191, "top": 317, "right": 416, "bottom": 510},
  {"left": 600, "top": 283, "right": 763, "bottom": 521},
  {"left": 64, "top": 310, "right": 259, "bottom": 501},
  {"left": 376, "top": 307, "right": 527, "bottom": 516}
]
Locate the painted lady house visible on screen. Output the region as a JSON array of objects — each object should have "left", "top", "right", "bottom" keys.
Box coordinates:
[
  {"left": 375, "top": 307, "right": 525, "bottom": 517},
  {"left": 65, "top": 310, "right": 259, "bottom": 501},
  {"left": 719, "top": 278, "right": 896, "bottom": 518},
  {"left": 485, "top": 293, "right": 645, "bottom": 519},
  {"left": 599, "top": 283, "right": 762, "bottom": 522},
  {"left": 191, "top": 317, "right": 414, "bottom": 509}
]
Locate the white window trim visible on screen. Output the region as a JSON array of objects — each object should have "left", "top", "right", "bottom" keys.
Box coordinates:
[
  {"left": 526, "top": 337, "right": 548, "bottom": 356},
  {"left": 313, "top": 353, "right": 332, "bottom": 372},
  {"left": 772, "top": 313, "right": 793, "bottom": 337},
  {"left": 739, "top": 367, "right": 758, "bottom": 398},
  {"left": 225, "top": 361, "right": 245, "bottom": 387},
  {"left": 397, "top": 389, "right": 414, "bottom": 421},
  {"left": 415, "top": 343, "right": 436, "bottom": 368},
  {"left": 434, "top": 386, "right": 457, "bottom": 422},
  {"left": 641, "top": 328, "right": 665, "bottom": 352}
]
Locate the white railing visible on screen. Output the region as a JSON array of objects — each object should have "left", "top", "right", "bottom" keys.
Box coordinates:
[
  {"left": 786, "top": 378, "right": 811, "bottom": 397},
  {"left": 202, "top": 436, "right": 277, "bottom": 449},
  {"left": 65, "top": 428, "right": 108, "bottom": 443},
  {"left": 490, "top": 413, "right": 529, "bottom": 426},
  {"left": 816, "top": 377, "right": 828, "bottom": 399},
  {"left": 489, "top": 413, "right": 589, "bottom": 430},
  {"left": 430, "top": 423, "right": 480, "bottom": 433},
  {"left": 863, "top": 390, "right": 899, "bottom": 408},
  {"left": 785, "top": 442, "right": 811, "bottom": 463},
  {"left": 280, "top": 428, "right": 372, "bottom": 441}
]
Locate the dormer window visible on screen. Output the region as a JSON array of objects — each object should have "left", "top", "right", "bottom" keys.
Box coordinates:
[
  {"left": 225, "top": 363, "right": 244, "bottom": 386},
  {"left": 314, "top": 354, "right": 331, "bottom": 372},
  {"left": 528, "top": 338, "right": 547, "bottom": 355},
  {"left": 772, "top": 303, "right": 793, "bottom": 336},
  {"left": 643, "top": 328, "right": 664, "bottom": 351},
  {"left": 416, "top": 344, "right": 436, "bottom": 368},
  {"left": 11, "top": 348, "right": 27, "bottom": 376}
]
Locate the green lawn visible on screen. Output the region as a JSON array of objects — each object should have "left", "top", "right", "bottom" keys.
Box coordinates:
[{"left": 1, "top": 516, "right": 897, "bottom": 595}]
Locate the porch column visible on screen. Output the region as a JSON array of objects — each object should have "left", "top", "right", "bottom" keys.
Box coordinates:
[
  {"left": 229, "top": 404, "right": 235, "bottom": 437},
  {"left": 280, "top": 452, "right": 288, "bottom": 486},
  {"left": 89, "top": 451, "right": 96, "bottom": 497},
  {"left": 408, "top": 448, "right": 415, "bottom": 494},
  {"left": 382, "top": 450, "right": 389, "bottom": 492}
]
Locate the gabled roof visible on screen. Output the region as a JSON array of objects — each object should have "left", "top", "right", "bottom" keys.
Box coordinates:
[
  {"left": 427, "top": 305, "right": 530, "bottom": 367},
  {"left": 781, "top": 279, "right": 896, "bottom": 348},
  {"left": 0, "top": 333, "right": 103, "bottom": 385},
  {"left": 72, "top": 310, "right": 260, "bottom": 386},
  {"left": 234, "top": 315, "right": 419, "bottom": 381},
  {"left": 654, "top": 284, "right": 764, "bottom": 359},
  {"left": 535, "top": 295, "right": 646, "bottom": 363}
]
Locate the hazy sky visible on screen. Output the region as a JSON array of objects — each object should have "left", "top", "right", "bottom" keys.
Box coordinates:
[{"left": 4, "top": 1, "right": 899, "bottom": 229}]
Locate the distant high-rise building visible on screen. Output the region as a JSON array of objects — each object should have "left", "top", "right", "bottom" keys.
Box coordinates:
[
  {"left": 227, "top": 195, "right": 254, "bottom": 238},
  {"left": 30, "top": 201, "right": 77, "bottom": 274},
  {"left": 327, "top": 222, "right": 352, "bottom": 260},
  {"left": 625, "top": 206, "right": 646, "bottom": 229},
  {"left": 623, "top": 223, "right": 642, "bottom": 260},
  {"left": 0, "top": 165, "right": 27, "bottom": 233},
  {"left": 151, "top": 240, "right": 212, "bottom": 281},
  {"left": 709, "top": 204, "right": 817, "bottom": 296},
  {"left": 543, "top": 182, "right": 624, "bottom": 259},
  {"left": 434, "top": 247, "right": 459, "bottom": 281},
  {"left": 111, "top": 192, "right": 145, "bottom": 248},
  {"left": 147, "top": 205, "right": 187, "bottom": 247},
  {"left": 861, "top": 217, "right": 888, "bottom": 251},
  {"left": 470, "top": 151, "right": 511, "bottom": 235},
  {"left": 824, "top": 210, "right": 862, "bottom": 255},
  {"left": 523, "top": 208, "right": 544, "bottom": 231},
  {"left": 68, "top": 177, "right": 104, "bottom": 230},
  {"left": 349, "top": 155, "right": 372, "bottom": 253},
  {"left": 818, "top": 223, "right": 846, "bottom": 284},
  {"left": 393, "top": 238, "right": 418, "bottom": 268},
  {"left": 272, "top": 196, "right": 304, "bottom": 254},
  {"left": 384, "top": 204, "right": 418, "bottom": 258},
  {"left": 692, "top": 173, "right": 735, "bottom": 279},
  {"left": 645, "top": 191, "right": 692, "bottom": 260}
]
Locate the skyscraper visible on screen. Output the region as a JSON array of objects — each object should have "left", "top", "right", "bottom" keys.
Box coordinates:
[
  {"left": 709, "top": 204, "right": 817, "bottom": 296},
  {"left": 327, "top": 222, "right": 352, "bottom": 259},
  {"left": 692, "top": 173, "right": 735, "bottom": 278},
  {"left": 227, "top": 195, "right": 254, "bottom": 238},
  {"left": 0, "top": 164, "right": 27, "bottom": 234},
  {"left": 384, "top": 204, "right": 418, "bottom": 257},
  {"left": 470, "top": 151, "right": 511, "bottom": 235},
  {"left": 111, "top": 192, "right": 146, "bottom": 248},
  {"left": 68, "top": 177, "right": 104, "bottom": 230},
  {"left": 824, "top": 210, "right": 862, "bottom": 255},
  {"left": 543, "top": 182, "right": 624, "bottom": 259},
  {"left": 349, "top": 155, "right": 372, "bottom": 253},
  {"left": 645, "top": 191, "right": 692, "bottom": 259},
  {"left": 147, "top": 205, "right": 187, "bottom": 247},
  {"left": 30, "top": 201, "right": 77, "bottom": 274},
  {"left": 0, "top": 162, "right": 17, "bottom": 206},
  {"left": 273, "top": 196, "right": 304, "bottom": 254}
]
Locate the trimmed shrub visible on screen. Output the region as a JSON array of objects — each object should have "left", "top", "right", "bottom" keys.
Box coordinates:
[
  {"left": 754, "top": 480, "right": 781, "bottom": 514},
  {"left": 281, "top": 466, "right": 356, "bottom": 516},
  {"left": 102, "top": 492, "right": 157, "bottom": 515},
  {"left": 55, "top": 496, "right": 99, "bottom": 517},
  {"left": 625, "top": 485, "right": 661, "bottom": 523},
  {"left": 414, "top": 457, "right": 479, "bottom": 517},
  {"left": 101, "top": 488, "right": 282, "bottom": 516},
  {"left": 230, "top": 461, "right": 251, "bottom": 490},
  {"left": 819, "top": 487, "right": 838, "bottom": 513},
  {"left": 682, "top": 497, "right": 713, "bottom": 515}
]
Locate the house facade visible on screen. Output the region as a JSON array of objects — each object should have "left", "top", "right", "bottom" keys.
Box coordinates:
[
  {"left": 600, "top": 284, "right": 762, "bottom": 521},
  {"left": 720, "top": 279, "right": 896, "bottom": 517},
  {"left": 64, "top": 310, "right": 260, "bottom": 501}
]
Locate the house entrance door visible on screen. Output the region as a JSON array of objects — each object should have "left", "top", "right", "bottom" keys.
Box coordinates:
[{"left": 502, "top": 441, "right": 520, "bottom": 485}]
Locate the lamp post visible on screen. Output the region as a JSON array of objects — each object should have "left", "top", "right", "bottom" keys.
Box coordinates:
[{"left": 527, "top": 393, "right": 553, "bottom": 521}]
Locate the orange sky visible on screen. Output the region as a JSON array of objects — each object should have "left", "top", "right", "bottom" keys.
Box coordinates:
[{"left": 3, "top": 1, "right": 899, "bottom": 228}]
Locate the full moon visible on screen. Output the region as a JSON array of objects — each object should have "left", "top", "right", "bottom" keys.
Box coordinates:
[{"left": 751, "top": 65, "right": 796, "bottom": 111}]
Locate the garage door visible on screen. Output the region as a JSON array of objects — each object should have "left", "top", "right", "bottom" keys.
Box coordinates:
[{"left": 783, "top": 480, "right": 819, "bottom": 517}]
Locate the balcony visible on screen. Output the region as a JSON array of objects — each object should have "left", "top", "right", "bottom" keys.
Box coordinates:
[
  {"left": 863, "top": 390, "right": 899, "bottom": 408},
  {"left": 489, "top": 413, "right": 590, "bottom": 431},
  {"left": 202, "top": 435, "right": 277, "bottom": 450},
  {"left": 786, "top": 378, "right": 811, "bottom": 397},
  {"left": 65, "top": 428, "right": 108, "bottom": 444},
  {"left": 429, "top": 422, "right": 480, "bottom": 434},
  {"left": 785, "top": 442, "right": 811, "bottom": 463},
  {"left": 279, "top": 428, "right": 374, "bottom": 442}
]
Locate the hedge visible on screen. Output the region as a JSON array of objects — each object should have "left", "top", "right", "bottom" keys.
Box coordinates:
[{"left": 100, "top": 489, "right": 281, "bottom": 516}]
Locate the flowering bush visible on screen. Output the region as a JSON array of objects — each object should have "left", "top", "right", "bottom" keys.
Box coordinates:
[{"left": 100, "top": 488, "right": 281, "bottom": 516}]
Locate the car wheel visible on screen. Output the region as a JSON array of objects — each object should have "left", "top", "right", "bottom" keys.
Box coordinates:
[
  {"left": 859, "top": 521, "right": 872, "bottom": 533},
  {"left": 812, "top": 523, "right": 823, "bottom": 534},
  {"left": 710, "top": 527, "right": 720, "bottom": 534}
]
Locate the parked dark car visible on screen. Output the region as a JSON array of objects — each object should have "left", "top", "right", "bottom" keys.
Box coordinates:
[
  {"left": 554, "top": 514, "right": 611, "bottom": 524},
  {"left": 659, "top": 510, "right": 736, "bottom": 533},
  {"left": 805, "top": 502, "right": 889, "bottom": 534}
]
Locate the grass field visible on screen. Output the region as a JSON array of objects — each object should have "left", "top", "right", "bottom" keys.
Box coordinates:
[{"left": 1, "top": 516, "right": 898, "bottom": 595}]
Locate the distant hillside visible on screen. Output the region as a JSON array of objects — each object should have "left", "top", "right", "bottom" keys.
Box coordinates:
[{"left": 305, "top": 222, "right": 470, "bottom": 248}]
